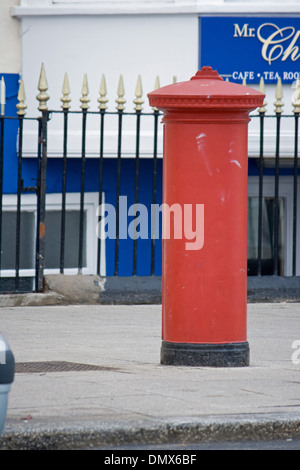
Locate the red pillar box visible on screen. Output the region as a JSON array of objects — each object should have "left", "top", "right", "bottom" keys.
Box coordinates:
[{"left": 148, "top": 67, "right": 264, "bottom": 367}]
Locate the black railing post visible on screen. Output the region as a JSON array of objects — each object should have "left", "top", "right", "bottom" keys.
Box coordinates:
[
  {"left": 293, "top": 111, "right": 299, "bottom": 276},
  {"left": 59, "top": 73, "right": 71, "bottom": 273},
  {"left": 78, "top": 74, "right": 90, "bottom": 274},
  {"left": 35, "top": 64, "right": 49, "bottom": 292},
  {"left": 114, "top": 76, "right": 126, "bottom": 276},
  {"left": 78, "top": 107, "right": 87, "bottom": 274},
  {"left": 257, "top": 110, "right": 265, "bottom": 276},
  {"left": 273, "top": 80, "right": 283, "bottom": 276},
  {"left": 0, "top": 113, "right": 4, "bottom": 274},
  {"left": 15, "top": 80, "right": 27, "bottom": 291},
  {"left": 15, "top": 114, "right": 24, "bottom": 290},
  {"left": 97, "top": 75, "right": 108, "bottom": 276},
  {"left": 115, "top": 110, "right": 123, "bottom": 276},
  {"left": 0, "top": 77, "right": 5, "bottom": 277},
  {"left": 35, "top": 109, "right": 48, "bottom": 292},
  {"left": 97, "top": 108, "right": 105, "bottom": 276},
  {"left": 132, "top": 76, "right": 144, "bottom": 275},
  {"left": 151, "top": 109, "right": 159, "bottom": 276},
  {"left": 273, "top": 113, "right": 281, "bottom": 276},
  {"left": 60, "top": 107, "right": 69, "bottom": 273},
  {"left": 133, "top": 109, "right": 141, "bottom": 275}
]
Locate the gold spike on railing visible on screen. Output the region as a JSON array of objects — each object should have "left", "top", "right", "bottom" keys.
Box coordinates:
[
  {"left": 80, "top": 74, "right": 90, "bottom": 110},
  {"left": 242, "top": 77, "right": 247, "bottom": 86},
  {"left": 293, "top": 78, "right": 300, "bottom": 114},
  {"left": 258, "top": 77, "right": 267, "bottom": 113},
  {"left": 61, "top": 73, "right": 71, "bottom": 110},
  {"left": 274, "top": 77, "right": 284, "bottom": 114},
  {"left": 36, "top": 63, "right": 49, "bottom": 111},
  {"left": 1, "top": 77, "right": 5, "bottom": 116},
  {"left": 152, "top": 76, "right": 160, "bottom": 111},
  {"left": 133, "top": 75, "right": 144, "bottom": 112},
  {"left": 116, "top": 75, "right": 126, "bottom": 111},
  {"left": 173, "top": 76, "right": 177, "bottom": 84},
  {"left": 98, "top": 74, "right": 108, "bottom": 110},
  {"left": 16, "top": 80, "right": 27, "bottom": 116}
]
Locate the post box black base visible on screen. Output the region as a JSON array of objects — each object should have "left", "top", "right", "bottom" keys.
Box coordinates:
[{"left": 161, "top": 341, "right": 249, "bottom": 367}]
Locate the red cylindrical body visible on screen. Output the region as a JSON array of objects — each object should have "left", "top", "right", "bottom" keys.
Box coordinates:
[{"left": 148, "top": 67, "right": 264, "bottom": 367}]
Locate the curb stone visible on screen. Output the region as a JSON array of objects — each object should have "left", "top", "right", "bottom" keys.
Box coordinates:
[{"left": 1, "top": 414, "right": 300, "bottom": 450}]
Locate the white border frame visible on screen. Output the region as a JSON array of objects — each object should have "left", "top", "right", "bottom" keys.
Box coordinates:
[
  {"left": 1, "top": 191, "right": 106, "bottom": 278},
  {"left": 248, "top": 175, "right": 300, "bottom": 276},
  {"left": 12, "top": 1, "right": 300, "bottom": 17}
]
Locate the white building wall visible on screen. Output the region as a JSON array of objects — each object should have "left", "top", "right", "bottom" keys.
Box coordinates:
[
  {"left": 0, "top": 0, "right": 21, "bottom": 73},
  {"left": 18, "top": 13, "right": 198, "bottom": 114},
  {"left": 10, "top": 0, "right": 300, "bottom": 159},
  {"left": 11, "top": 3, "right": 199, "bottom": 158}
]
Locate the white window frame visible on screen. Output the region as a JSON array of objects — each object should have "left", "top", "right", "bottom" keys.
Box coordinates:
[
  {"left": 1, "top": 192, "right": 106, "bottom": 278},
  {"left": 248, "top": 175, "right": 300, "bottom": 276}
]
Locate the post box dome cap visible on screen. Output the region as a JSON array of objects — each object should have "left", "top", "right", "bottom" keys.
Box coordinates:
[
  {"left": 148, "top": 66, "right": 265, "bottom": 111},
  {"left": 190, "top": 66, "right": 224, "bottom": 81}
]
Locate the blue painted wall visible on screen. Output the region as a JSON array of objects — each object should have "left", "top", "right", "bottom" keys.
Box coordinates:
[
  {"left": 21, "top": 156, "right": 163, "bottom": 277},
  {"left": 1, "top": 73, "right": 19, "bottom": 195}
]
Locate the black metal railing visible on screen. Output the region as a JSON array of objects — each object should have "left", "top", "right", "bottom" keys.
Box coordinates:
[
  {"left": 0, "top": 103, "right": 162, "bottom": 292},
  {"left": 0, "top": 71, "right": 299, "bottom": 294},
  {"left": 249, "top": 111, "right": 299, "bottom": 278}
]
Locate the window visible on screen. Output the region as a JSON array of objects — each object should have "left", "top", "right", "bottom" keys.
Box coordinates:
[
  {"left": 0, "top": 192, "right": 103, "bottom": 278},
  {"left": 248, "top": 196, "right": 285, "bottom": 275},
  {"left": 44, "top": 210, "right": 87, "bottom": 269},
  {"left": 248, "top": 175, "right": 300, "bottom": 276}
]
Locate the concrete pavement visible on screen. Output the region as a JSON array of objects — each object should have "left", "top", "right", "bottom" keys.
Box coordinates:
[{"left": 0, "top": 302, "right": 300, "bottom": 449}]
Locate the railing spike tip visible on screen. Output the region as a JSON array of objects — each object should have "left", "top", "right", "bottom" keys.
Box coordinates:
[
  {"left": 38, "top": 63, "right": 48, "bottom": 91},
  {"left": 135, "top": 75, "right": 142, "bottom": 95},
  {"left": 292, "top": 78, "right": 300, "bottom": 114},
  {"left": 36, "top": 63, "right": 49, "bottom": 111},
  {"left": 116, "top": 74, "right": 126, "bottom": 111},
  {"left": 134, "top": 75, "right": 144, "bottom": 112},
  {"left": 0, "top": 76, "right": 5, "bottom": 116},
  {"left": 98, "top": 74, "right": 108, "bottom": 110},
  {"left": 117, "top": 75, "right": 125, "bottom": 95},
  {"left": 152, "top": 76, "right": 161, "bottom": 111},
  {"left": 80, "top": 73, "right": 90, "bottom": 110},
  {"left": 274, "top": 77, "right": 284, "bottom": 114},
  {"left": 17, "top": 79, "right": 27, "bottom": 116},
  {"left": 62, "top": 73, "right": 70, "bottom": 94},
  {"left": 100, "top": 74, "right": 107, "bottom": 95},
  {"left": 61, "top": 73, "right": 71, "bottom": 110},
  {"left": 258, "top": 77, "right": 267, "bottom": 114},
  {"left": 154, "top": 75, "right": 160, "bottom": 90},
  {"left": 81, "top": 73, "right": 89, "bottom": 95}
]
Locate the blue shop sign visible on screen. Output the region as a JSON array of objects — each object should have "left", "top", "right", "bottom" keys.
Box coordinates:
[{"left": 199, "top": 17, "right": 300, "bottom": 83}]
